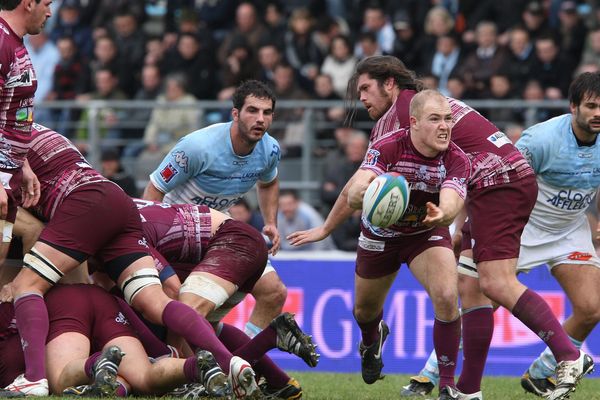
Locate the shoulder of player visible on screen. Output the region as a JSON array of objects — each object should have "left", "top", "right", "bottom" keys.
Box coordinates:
[
  {"left": 522, "top": 114, "right": 571, "bottom": 141},
  {"left": 369, "top": 127, "right": 409, "bottom": 150}
]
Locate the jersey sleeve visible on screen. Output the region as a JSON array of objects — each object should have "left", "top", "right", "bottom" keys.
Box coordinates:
[
  {"left": 149, "top": 135, "right": 206, "bottom": 193},
  {"left": 441, "top": 144, "right": 471, "bottom": 199},
  {"left": 259, "top": 139, "right": 281, "bottom": 183},
  {"left": 515, "top": 126, "right": 546, "bottom": 173}
]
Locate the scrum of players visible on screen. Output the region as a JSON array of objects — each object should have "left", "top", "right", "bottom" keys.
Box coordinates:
[{"left": 0, "top": 1, "right": 599, "bottom": 399}]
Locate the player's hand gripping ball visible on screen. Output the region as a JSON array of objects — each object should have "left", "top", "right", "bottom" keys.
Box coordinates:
[{"left": 362, "top": 173, "right": 410, "bottom": 228}]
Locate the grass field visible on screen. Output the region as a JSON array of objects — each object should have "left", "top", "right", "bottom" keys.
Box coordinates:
[{"left": 291, "top": 371, "right": 600, "bottom": 399}]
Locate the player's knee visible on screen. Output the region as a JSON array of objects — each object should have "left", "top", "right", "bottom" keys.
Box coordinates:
[
  {"left": 573, "top": 301, "right": 600, "bottom": 326},
  {"left": 353, "top": 303, "right": 379, "bottom": 323},
  {"left": 254, "top": 273, "right": 287, "bottom": 309},
  {"left": 22, "top": 247, "right": 64, "bottom": 287}
]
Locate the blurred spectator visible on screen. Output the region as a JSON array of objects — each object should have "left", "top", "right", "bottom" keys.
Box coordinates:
[
  {"left": 518, "top": 79, "right": 557, "bottom": 123},
  {"left": 25, "top": 31, "right": 59, "bottom": 125},
  {"left": 391, "top": 10, "right": 419, "bottom": 70},
  {"left": 110, "top": 10, "right": 146, "bottom": 96},
  {"left": 144, "top": 36, "right": 165, "bottom": 66},
  {"left": 313, "top": 15, "right": 350, "bottom": 58},
  {"left": 81, "top": 35, "right": 135, "bottom": 98},
  {"left": 270, "top": 62, "right": 310, "bottom": 156},
  {"left": 257, "top": 42, "right": 282, "bottom": 87},
  {"left": 330, "top": 209, "right": 362, "bottom": 251},
  {"left": 355, "top": 3, "right": 395, "bottom": 57},
  {"left": 320, "top": 35, "right": 358, "bottom": 98},
  {"left": 483, "top": 73, "right": 520, "bottom": 129},
  {"left": 356, "top": 31, "right": 383, "bottom": 59},
  {"left": 521, "top": 1, "right": 554, "bottom": 40},
  {"left": 50, "top": 36, "right": 86, "bottom": 137},
  {"left": 278, "top": 189, "right": 336, "bottom": 251},
  {"left": 127, "top": 64, "right": 163, "bottom": 141},
  {"left": 414, "top": 6, "right": 455, "bottom": 71},
  {"left": 531, "top": 34, "right": 576, "bottom": 99},
  {"left": 218, "top": 2, "right": 269, "bottom": 67},
  {"left": 76, "top": 67, "right": 128, "bottom": 149},
  {"left": 263, "top": 1, "right": 287, "bottom": 50},
  {"left": 423, "top": 33, "right": 464, "bottom": 96},
  {"left": 165, "top": 0, "right": 236, "bottom": 44},
  {"left": 312, "top": 74, "right": 345, "bottom": 146},
  {"left": 161, "top": 32, "right": 217, "bottom": 100},
  {"left": 49, "top": 0, "right": 94, "bottom": 59},
  {"left": 579, "top": 28, "right": 600, "bottom": 70},
  {"left": 504, "top": 26, "right": 536, "bottom": 94},
  {"left": 320, "top": 130, "right": 368, "bottom": 213},
  {"left": 557, "top": 1, "right": 587, "bottom": 62},
  {"left": 446, "top": 74, "right": 468, "bottom": 99},
  {"left": 458, "top": 20, "right": 510, "bottom": 97},
  {"left": 229, "top": 198, "right": 265, "bottom": 233},
  {"left": 100, "top": 148, "right": 138, "bottom": 197},
  {"left": 218, "top": 37, "right": 261, "bottom": 100},
  {"left": 284, "top": 8, "right": 324, "bottom": 84},
  {"left": 91, "top": 0, "right": 145, "bottom": 31},
  {"left": 138, "top": 73, "right": 200, "bottom": 158},
  {"left": 420, "top": 73, "right": 440, "bottom": 90}
]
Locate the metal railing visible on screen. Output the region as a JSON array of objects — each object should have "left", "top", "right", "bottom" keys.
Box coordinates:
[{"left": 33, "top": 98, "right": 570, "bottom": 205}]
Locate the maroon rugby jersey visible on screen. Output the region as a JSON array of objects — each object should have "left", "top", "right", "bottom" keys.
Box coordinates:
[
  {"left": 369, "top": 90, "right": 533, "bottom": 188},
  {"left": 27, "top": 124, "right": 109, "bottom": 221},
  {"left": 0, "top": 17, "right": 37, "bottom": 169},
  {"left": 133, "top": 199, "right": 211, "bottom": 273},
  {"left": 360, "top": 128, "right": 470, "bottom": 238}
]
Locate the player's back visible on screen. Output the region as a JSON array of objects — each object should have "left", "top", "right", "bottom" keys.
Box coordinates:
[{"left": 0, "top": 17, "right": 38, "bottom": 169}]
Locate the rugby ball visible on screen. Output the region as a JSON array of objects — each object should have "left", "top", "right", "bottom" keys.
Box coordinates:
[{"left": 362, "top": 173, "right": 410, "bottom": 228}]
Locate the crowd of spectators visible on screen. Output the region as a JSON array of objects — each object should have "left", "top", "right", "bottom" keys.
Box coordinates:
[{"left": 23, "top": 0, "right": 600, "bottom": 250}]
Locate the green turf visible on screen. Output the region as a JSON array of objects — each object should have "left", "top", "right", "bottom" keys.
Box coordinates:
[{"left": 290, "top": 371, "right": 600, "bottom": 399}]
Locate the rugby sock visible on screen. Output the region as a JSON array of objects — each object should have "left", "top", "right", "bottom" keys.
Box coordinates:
[
  {"left": 433, "top": 317, "right": 461, "bottom": 390},
  {"left": 419, "top": 350, "right": 440, "bottom": 386},
  {"left": 84, "top": 352, "right": 101, "bottom": 378},
  {"left": 14, "top": 293, "right": 48, "bottom": 381},
  {"left": 512, "top": 289, "right": 579, "bottom": 362},
  {"left": 183, "top": 356, "right": 198, "bottom": 382},
  {"left": 235, "top": 325, "right": 277, "bottom": 364},
  {"left": 244, "top": 322, "right": 262, "bottom": 338},
  {"left": 115, "top": 380, "right": 128, "bottom": 397},
  {"left": 219, "top": 323, "right": 290, "bottom": 388},
  {"left": 356, "top": 310, "right": 383, "bottom": 346},
  {"left": 457, "top": 306, "right": 494, "bottom": 394},
  {"left": 529, "top": 336, "right": 583, "bottom": 379},
  {"left": 162, "top": 301, "right": 233, "bottom": 373},
  {"left": 114, "top": 297, "right": 171, "bottom": 358}
]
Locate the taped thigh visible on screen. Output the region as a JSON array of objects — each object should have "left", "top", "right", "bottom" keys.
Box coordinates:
[
  {"left": 457, "top": 255, "right": 479, "bottom": 278},
  {"left": 207, "top": 291, "right": 247, "bottom": 323},
  {"left": 120, "top": 268, "right": 161, "bottom": 304},
  {"left": 179, "top": 274, "right": 234, "bottom": 309},
  {"left": 23, "top": 247, "right": 64, "bottom": 285}
]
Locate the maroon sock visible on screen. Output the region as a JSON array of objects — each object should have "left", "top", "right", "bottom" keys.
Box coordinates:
[
  {"left": 234, "top": 325, "right": 277, "bottom": 363},
  {"left": 434, "top": 317, "right": 461, "bottom": 389},
  {"left": 355, "top": 311, "right": 383, "bottom": 346},
  {"left": 183, "top": 356, "right": 197, "bottom": 382},
  {"left": 512, "top": 289, "right": 579, "bottom": 362},
  {"left": 219, "top": 323, "right": 289, "bottom": 388},
  {"left": 15, "top": 294, "right": 48, "bottom": 381},
  {"left": 115, "top": 382, "right": 127, "bottom": 397},
  {"left": 114, "top": 297, "right": 170, "bottom": 358},
  {"left": 457, "top": 307, "right": 494, "bottom": 394},
  {"left": 84, "top": 352, "right": 101, "bottom": 379},
  {"left": 161, "top": 301, "right": 233, "bottom": 372}
]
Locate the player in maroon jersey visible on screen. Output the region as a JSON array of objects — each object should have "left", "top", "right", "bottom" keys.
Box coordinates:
[
  {"left": 0, "top": 0, "right": 51, "bottom": 266},
  {"left": 344, "top": 90, "right": 469, "bottom": 398},
  {"left": 132, "top": 199, "right": 319, "bottom": 399},
  {"left": 288, "top": 56, "right": 592, "bottom": 400},
  {"left": 0, "top": 284, "right": 230, "bottom": 397},
  {"left": 2, "top": 124, "right": 257, "bottom": 398}
]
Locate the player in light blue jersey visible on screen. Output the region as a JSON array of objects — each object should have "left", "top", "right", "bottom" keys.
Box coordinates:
[
  {"left": 143, "top": 80, "right": 287, "bottom": 340},
  {"left": 403, "top": 72, "right": 600, "bottom": 400}
]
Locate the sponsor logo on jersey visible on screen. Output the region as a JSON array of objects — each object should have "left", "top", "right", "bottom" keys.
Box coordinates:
[
  {"left": 487, "top": 131, "right": 511, "bottom": 148},
  {"left": 5, "top": 68, "right": 33, "bottom": 88},
  {"left": 364, "top": 149, "right": 380, "bottom": 166},
  {"left": 428, "top": 235, "right": 444, "bottom": 241},
  {"left": 546, "top": 190, "right": 594, "bottom": 210},
  {"left": 115, "top": 312, "right": 130, "bottom": 325},
  {"left": 172, "top": 151, "right": 188, "bottom": 173},
  {"left": 159, "top": 163, "right": 178, "bottom": 183},
  {"left": 15, "top": 106, "right": 32, "bottom": 122},
  {"left": 358, "top": 234, "right": 385, "bottom": 251},
  {"left": 578, "top": 152, "right": 593, "bottom": 158},
  {"left": 567, "top": 251, "right": 593, "bottom": 261}
]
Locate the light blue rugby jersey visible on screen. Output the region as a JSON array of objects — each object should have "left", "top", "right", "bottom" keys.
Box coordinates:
[
  {"left": 516, "top": 114, "right": 600, "bottom": 232},
  {"left": 150, "top": 121, "right": 281, "bottom": 211}
]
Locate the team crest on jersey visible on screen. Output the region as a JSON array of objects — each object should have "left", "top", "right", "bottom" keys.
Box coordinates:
[
  {"left": 160, "top": 163, "right": 178, "bottom": 183},
  {"left": 172, "top": 150, "right": 189, "bottom": 172},
  {"left": 365, "top": 149, "right": 380, "bottom": 166}
]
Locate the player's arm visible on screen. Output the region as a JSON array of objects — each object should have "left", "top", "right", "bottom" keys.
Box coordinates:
[
  {"left": 21, "top": 159, "right": 40, "bottom": 208},
  {"left": 347, "top": 169, "right": 377, "bottom": 209},
  {"left": 257, "top": 177, "right": 280, "bottom": 255},
  {"left": 142, "top": 181, "right": 165, "bottom": 202},
  {"left": 423, "top": 188, "right": 465, "bottom": 227}
]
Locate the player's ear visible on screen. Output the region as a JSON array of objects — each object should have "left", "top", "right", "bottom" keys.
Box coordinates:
[{"left": 231, "top": 107, "right": 239, "bottom": 121}]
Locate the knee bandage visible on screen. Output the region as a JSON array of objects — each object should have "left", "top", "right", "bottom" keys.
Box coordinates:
[
  {"left": 23, "top": 247, "right": 64, "bottom": 285},
  {"left": 0, "top": 220, "right": 13, "bottom": 243},
  {"left": 179, "top": 274, "right": 232, "bottom": 309},
  {"left": 120, "top": 268, "right": 161, "bottom": 304},
  {"left": 457, "top": 256, "right": 478, "bottom": 278}
]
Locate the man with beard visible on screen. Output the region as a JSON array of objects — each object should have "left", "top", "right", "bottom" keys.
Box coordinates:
[{"left": 143, "top": 80, "right": 287, "bottom": 340}]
